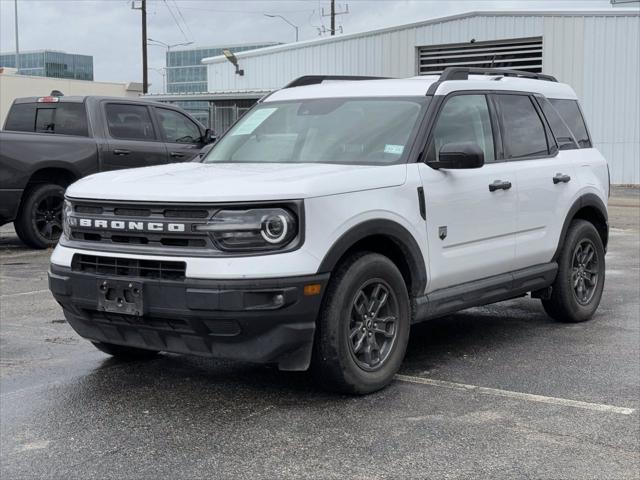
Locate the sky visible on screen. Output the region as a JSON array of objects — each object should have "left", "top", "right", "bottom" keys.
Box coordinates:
[{"left": 0, "top": 0, "right": 629, "bottom": 93}]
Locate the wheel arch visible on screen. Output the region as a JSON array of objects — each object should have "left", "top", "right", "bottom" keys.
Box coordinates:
[
  {"left": 317, "top": 219, "right": 427, "bottom": 297},
  {"left": 553, "top": 193, "right": 609, "bottom": 260},
  {"left": 25, "top": 166, "right": 79, "bottom": 189}
]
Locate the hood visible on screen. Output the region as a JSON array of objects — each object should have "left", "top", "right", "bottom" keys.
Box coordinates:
[{"left": 66, "top": 162, "right": 407, "bottom": 203}]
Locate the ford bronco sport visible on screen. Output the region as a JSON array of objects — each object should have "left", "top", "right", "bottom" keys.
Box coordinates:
[{"left": 48, "top": 68, "right": 609, "bottom": 394}]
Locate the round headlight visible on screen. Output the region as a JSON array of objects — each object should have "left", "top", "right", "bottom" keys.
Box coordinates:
[{"left": 261, "top": 214, "right": 288, "bottom": 244}]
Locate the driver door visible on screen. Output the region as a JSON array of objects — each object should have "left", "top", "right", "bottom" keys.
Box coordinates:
[
  {"left": 418, "top": 93, "right": 519, "bottom": 292},
  {"left": 154, "top": 107, "right": 205, "bottom": 162}
]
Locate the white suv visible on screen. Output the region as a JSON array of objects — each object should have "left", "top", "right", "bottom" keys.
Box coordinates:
[{"left": 49, "top": 68, "right": 609, "bottom": 394}]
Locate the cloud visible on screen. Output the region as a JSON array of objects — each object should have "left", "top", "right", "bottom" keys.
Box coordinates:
[{"left": 0, "top": 0, "right": 614, "bottom": 93}]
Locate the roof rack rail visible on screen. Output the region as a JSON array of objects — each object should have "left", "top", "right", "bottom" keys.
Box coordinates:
[
  {"left": 283, "top": 75, "right": 391, "bottom": 89},
  {"left": 438, "top": 67, "right": 558, "bottom": 83}
]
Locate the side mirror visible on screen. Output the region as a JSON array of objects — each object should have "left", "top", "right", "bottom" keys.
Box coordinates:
[
  {"left": 204, "top": 128, "right": 217, "bottom": 145},
  {"left": 428, "top": 142, "right": 484, "bottom": 169}
]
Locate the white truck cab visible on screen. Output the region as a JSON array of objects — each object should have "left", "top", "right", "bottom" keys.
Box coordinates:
[{"left": 49, "top": 68, "right": 609, "bottom": 393}]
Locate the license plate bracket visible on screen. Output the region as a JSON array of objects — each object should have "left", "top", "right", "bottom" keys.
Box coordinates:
[{"left": 97, "top": 279, "right": 144, "bottom": 316}]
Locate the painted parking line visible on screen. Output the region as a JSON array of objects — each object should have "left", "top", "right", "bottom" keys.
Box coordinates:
[
  {"left": 394, "top": 374, "right": 635, "bottom": 416},
  {"left": 0, "top": 289, "right": 50, "bottom": 299}
]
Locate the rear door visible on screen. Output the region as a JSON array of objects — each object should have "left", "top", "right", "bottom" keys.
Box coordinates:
[
  {"left": 102, "top": 102, "right": 168, "bottom": 171},
  {"left": 153, "top": 106, "right": 205, "bottom": 162},
  {"left": 494, "top": 93, "right": 581, "bottom": 269},
  {"left": 418, "top": 93, "right": 519, "bottom": 291}
]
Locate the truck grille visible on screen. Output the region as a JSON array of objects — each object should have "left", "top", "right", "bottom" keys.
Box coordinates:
[
  {"left": 67, "top": 200, "right": 216, "bottom": 253},
  {"left": 72, "top": 254, "right": 186, "bottom": 280}
]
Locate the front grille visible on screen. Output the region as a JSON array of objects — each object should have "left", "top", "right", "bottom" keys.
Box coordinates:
[
  {"left": 72, "top": 254, "right": 186, "bottom": 280},
  {"left": 68, "top": 201, "right": 216, "bottom": 252}
]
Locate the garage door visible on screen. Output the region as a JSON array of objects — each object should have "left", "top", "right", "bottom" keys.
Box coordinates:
[{"left": 417, "top": 37, "right": 543, "bottom": 75}]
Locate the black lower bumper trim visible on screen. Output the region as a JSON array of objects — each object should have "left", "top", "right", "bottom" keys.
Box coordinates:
[{"left": 49, "top": 265, "right": 329, "bottom": 371}]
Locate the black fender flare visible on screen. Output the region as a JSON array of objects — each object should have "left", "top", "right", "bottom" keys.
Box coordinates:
[
  {"left": 553, "top": 193, "right": 609, "bottom": 260},
  {"left": 316, "top": 219, "right": 427, "bottom": 295}
]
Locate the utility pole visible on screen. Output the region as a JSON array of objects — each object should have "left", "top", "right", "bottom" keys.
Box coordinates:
[
  {"left": 132, "top": 0, "right": 148, "bottom": 93},
  {"left": 330, "top": 0, "right": 335, "bottom": 36},
  {"left": 321, "top": 1, "right": 349, "bottom": 36},
  {"left": 14, "top": 0, "right": 20, "bottom": 72},
  {"left": 142, "top": 0, "right": 148, "bottom": 94}
]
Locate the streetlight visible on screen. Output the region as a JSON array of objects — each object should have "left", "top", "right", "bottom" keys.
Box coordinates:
[
  {"left": 147, "top": 38, "right": 194, "bottom": 52},
  {"left": 264, "top": 14, "right": 299, "bottom": 42},
  {"left": 147, "top": 39, "right": 193, "bottom": 94}
]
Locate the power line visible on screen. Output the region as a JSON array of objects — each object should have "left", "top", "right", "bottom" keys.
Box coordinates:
[
  {"left": 173, "top": 5, "right": 313, "bottom": 14},
  {"left": 162, "top": 0, "right": 189, "bottom": 41},
  {"left": 170, "top": 0, "right": 193, "bottom": 37}
]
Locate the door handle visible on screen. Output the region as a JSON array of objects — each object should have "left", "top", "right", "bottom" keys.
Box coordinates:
[
  {"left": 170, "top": 152, "right": 185, "bottom": 158},
  {"left": 113, "top": 149, "right": 131, "bottom": 156},
  {"left": 489, "top": 180, "right": 512, "bottom": 192},
  {"left": 553, "top": 173, "right": 571, "bottom": 184}
]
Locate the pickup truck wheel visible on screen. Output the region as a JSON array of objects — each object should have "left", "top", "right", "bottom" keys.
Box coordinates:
[
  {"left": 312, "top": 252, "right": 410, "bottom": 394},
  {"left": 91, "top": 342, "right": 159, "bottom": 360},
  {"left": 542, "top": 219, "right": 605, "bottom": 323},
  {"left": 14, "top": 183, "right": 66, "bottom": 249}
]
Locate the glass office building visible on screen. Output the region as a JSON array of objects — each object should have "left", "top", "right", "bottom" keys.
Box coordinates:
[
  {"left": 166, "top": 43, "right": 278, "bottom": 93},
  {"left": 0, "top": 50, "right": 93, "bottom": 80}
]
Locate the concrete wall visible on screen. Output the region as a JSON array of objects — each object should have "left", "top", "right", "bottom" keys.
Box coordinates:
[
  {"left": 0, "top": 69, "right": 142, "bottom": 127},
  {"left": 205, "top": 11, "right": 640, "bottom": 184}
]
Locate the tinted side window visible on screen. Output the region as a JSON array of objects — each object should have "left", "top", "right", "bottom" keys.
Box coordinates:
[
  {"left": 496, "top": 94, "right": 548, "bottom": 159},
  {"left": 156, "top": 108, "right": 201, "bottom": 144},
  {"left": 55, "top": 103, "right": 89, "bottom": 136},
  {"left": 536, "top": 97, "right": 577, "bottom": 151},
  {"left": 426, "top": 94, "right": 495, "bottom": 163},
  {"left": 106, "top": 104, "right": 156, "bottom": 141},
  {"left": 4, "top": 103, "right": 36, "bottom": 131},
  {"left": 35, "top": 108, "right": 55, "bottom": 133},
  {"left": 549, "top": 99, "right": 592, "bottom": 148}
]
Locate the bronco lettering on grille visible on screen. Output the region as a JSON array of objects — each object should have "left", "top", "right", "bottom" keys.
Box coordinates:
[{"left": 75, "top": 218, "right": 186, "bottom": 232}]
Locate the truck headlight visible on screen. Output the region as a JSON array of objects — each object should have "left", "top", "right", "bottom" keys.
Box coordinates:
[
  {"left": 195, "top": 208, "right": 297, "bottom": 251},
  {"left": 62, "top": 199, "right": 74, "bottom": 239}
]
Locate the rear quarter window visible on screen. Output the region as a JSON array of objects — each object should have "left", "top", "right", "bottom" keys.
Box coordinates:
[
  {"left": 549, "top": 99, "right": 592, "bottom": 148},
  {"left": 536, "top": 97, "right": 578, "bottom": 151}
]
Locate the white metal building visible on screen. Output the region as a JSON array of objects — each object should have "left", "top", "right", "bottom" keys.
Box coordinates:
[{"left": 203, "top": 10, "right": 640, "bottom": 185}]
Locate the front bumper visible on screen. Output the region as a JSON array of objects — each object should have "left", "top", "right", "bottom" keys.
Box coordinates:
[{"left": 49, "top": 264, "right": 329, "bottom": 371}]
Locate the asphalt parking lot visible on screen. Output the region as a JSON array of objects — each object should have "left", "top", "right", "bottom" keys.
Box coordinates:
[{"left": 1, "top": 188, "right": 638, "bottom": 479}]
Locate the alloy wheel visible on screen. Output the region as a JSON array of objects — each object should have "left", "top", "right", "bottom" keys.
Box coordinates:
[
  {"left": 571, "top": 239, "right": 599, "bottom": 305},
  {"left": 347, "top": 279, "right": 399, "bottom": 371},
  {"left": 33, "top": 193, "right": 64, "bottom": 241}
]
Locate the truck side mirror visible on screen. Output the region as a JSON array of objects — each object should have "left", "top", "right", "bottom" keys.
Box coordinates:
[{"left": 204, "top": 128, "right": 217, "bottom": 145}]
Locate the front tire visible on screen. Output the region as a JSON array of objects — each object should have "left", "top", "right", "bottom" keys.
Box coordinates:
[
  {"left": 92, "top": 341, "right": 159, "bottom": 360},
  {"left": 542, "top": 219, "right": 605, "bottom": 323},
  {"left": 14, "top": 183, "right": 66, "bottom": 249},
  {"left": 312, "top": 252, "right": 410, "bottom": 394}
]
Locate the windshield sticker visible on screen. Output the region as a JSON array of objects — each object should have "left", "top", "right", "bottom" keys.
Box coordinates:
[
  {"left": 232, "top": 108, "right": 277, "bottom": 135},
  {"left": 384, "top": 144, "right": 404, "bottom": 155}
]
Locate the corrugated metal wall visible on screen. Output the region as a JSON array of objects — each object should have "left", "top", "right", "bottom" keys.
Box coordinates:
[{"left": 207, "top": 12, "right": 640, "bottom": 184}]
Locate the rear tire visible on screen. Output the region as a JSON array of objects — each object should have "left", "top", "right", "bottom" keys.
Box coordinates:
[
  {"left": 312, "top": 252, "right": 410, "bottom": 394},
  {"left": 92, "top": 341, "right": 159, "bottom": 360},
  {"left": 542, "top": 219, "right": 605, "bottom": 323},
  {"left": 14, "top": 183, "right": 66, "bottom": 249}
]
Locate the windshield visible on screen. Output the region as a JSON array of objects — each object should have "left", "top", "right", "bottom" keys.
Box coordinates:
[{"left": 203, "top": 97, "right": 428, "bottom": 165}]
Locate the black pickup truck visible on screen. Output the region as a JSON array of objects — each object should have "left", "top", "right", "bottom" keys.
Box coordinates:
[{"left": 0, "top": 95, "right": 214, "bottom": 248}]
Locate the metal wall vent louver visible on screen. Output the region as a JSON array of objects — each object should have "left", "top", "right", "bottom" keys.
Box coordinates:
[{"left": 418, "top": 36, "right": 543, "bottom": 75}]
